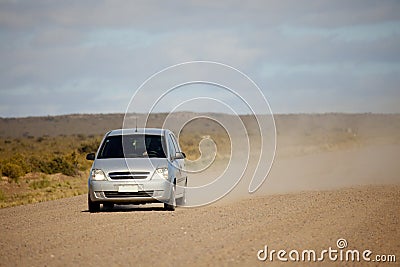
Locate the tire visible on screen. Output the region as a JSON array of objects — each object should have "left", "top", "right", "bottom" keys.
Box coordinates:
[
  {"left": 176, "top": 193, "right": 186, "bottom": 206},
  {"left": 176, "top": 178, "right": 187, "bottom": 206},
  {"left": 88, "top": 194, "right": 100, "bottom": 213},
  {"left": 103, "top": 203, "right": 114, "bottom": 210},
  {"left": 164, "top": 184, "right": 176, "bottom": 211}
]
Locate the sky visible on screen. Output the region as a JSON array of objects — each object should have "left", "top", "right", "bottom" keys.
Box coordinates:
[{"left": 0, "top": 0, "right": 399, "bottom": 117}]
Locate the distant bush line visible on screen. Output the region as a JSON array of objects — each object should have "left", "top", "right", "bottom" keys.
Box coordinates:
[
  {"left": 0, "top": 134, "right": 102, "bottom": 181},
  {"left": 0, "top": 132, "right": 230, "bottom": 181},
  {"left": 1, "top": 153, "right": 78, "bottom": 179}
]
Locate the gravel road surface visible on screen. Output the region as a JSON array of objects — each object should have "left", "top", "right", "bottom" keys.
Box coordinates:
[{"left": 1, "top": 185, "right": 399, "bottom": 266}]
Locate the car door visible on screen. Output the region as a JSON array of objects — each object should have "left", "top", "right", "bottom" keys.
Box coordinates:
[{"left": 168, "top": 133, "right": 185, "bottom": 196}]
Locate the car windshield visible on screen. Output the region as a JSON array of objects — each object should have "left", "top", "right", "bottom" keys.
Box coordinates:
[{"left": 97, "top": 134, "right": 167, "bottom": 159}]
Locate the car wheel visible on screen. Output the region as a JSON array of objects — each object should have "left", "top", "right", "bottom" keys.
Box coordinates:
[
  {"left": 176, "top": 192, "right": 186, "bottom": 206},
  {"left": 176, "top": 178, "right": 187, "bottom": 206},
  {"left": 164, "top": 184, "right": 176, "bottom": 211},
  {"left": 88, "top": 194, "right": 100, "bottom": 213},
  {"left": 103, "top": 203, "right": 114, "bottom": 210}
]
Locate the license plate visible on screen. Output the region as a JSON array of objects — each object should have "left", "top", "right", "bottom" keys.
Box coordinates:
[{"left": 118, "top": 185, "right": 139, "bottom": 192}]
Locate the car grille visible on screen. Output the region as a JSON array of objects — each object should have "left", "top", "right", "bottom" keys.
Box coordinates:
[
  {"left": 108, "top": 171, "right": 150, "bottom": 180},
  {"left": 104, "top": 191, "right": 154, "bottom": 198}
]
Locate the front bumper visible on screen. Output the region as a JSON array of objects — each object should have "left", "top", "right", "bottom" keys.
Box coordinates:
[{"left": 89, "top": 179, "right": 172, "bottom": 204}]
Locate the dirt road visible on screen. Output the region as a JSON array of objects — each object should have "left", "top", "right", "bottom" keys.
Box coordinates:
[{"left": 0, "top": 184, "right": 399, "bottom": 266}]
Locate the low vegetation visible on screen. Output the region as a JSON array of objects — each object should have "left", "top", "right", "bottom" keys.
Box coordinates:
[
  {"left": 0, "top": 132, "right": 231, "bottom": 208},
  {"left": 0, "top": 134, "right": 102, "bottom": 208}
]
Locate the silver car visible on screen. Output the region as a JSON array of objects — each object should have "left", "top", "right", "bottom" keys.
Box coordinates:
[{"left": 86, "top": 128, "right": 187, "bottom": 212}]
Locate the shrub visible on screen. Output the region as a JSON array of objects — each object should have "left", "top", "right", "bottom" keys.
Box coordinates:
[
  {"left": 30, "top": 179, "right": 51, "bottom": 190},
  {"left": 42, "top": 156, "right": 77, "bottom": 176},
  {"left": 36, "top": 137, "right": 45, "bottom": 143},
  {"left": 26, "top": 156, "right": 42, "bottom": 173},
  {"left": 6, "top": 154, "right": 30, "bottom": 173},
  {"left": 78, "top": 139, "right": 100, "bottom": 154},
  {"left": 0, "top": 189, "right": 5, "bottom": 201},
  {"left": 2, "top": 162, "right": 24, "bottom": 180},
  {"left": 76, "top": 134, "right": 86, "bottom": 140}
]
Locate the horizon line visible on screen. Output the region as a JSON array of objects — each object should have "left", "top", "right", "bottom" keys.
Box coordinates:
[{"left": 1, "top": 111, "right": 400, "bottom": 120}]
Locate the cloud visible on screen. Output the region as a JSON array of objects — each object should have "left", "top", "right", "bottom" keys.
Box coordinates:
[{"left": 0, "top": 0, "right": 399, "bottom": 116}]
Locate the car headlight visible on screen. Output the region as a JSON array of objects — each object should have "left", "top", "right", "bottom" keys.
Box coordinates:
[
  {"left": 91, "top": 169, "right": 107, "bottom": 181},
  {"left": 156, "top": 167, "right": 168, "bottom": 179}
]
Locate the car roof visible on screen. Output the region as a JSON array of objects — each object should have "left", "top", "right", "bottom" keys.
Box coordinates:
[{"left": 107, "top": 128, "right": 167, "bottom": 136}]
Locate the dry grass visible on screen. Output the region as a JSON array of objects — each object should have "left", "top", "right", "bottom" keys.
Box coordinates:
[
  {"left": 0, "top": 172, "right": 88, "bottom": 208},
  {"left": 0, "top": 134, "right": 101, "bottom": 208}
]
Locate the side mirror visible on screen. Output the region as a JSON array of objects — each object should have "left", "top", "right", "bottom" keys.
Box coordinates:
[
  {"left": 86, "top": 153, "right": 95, "bottom": 161},
  {"left": 172, "top": 152, "right": 186, "bottom": 160}
]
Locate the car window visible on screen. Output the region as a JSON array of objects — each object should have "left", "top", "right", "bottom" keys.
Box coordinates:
[
  {"left": 169, "top": 134, "right": 180, "bottom": 152},
  {"left": 167, "top": 135, "right": 176, "bottom": 158},
  {"left": 98, "top": 134, "right": 167, "bottom": 159}
]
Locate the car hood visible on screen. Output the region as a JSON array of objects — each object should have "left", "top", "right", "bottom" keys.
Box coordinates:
[{"left": 93, "top": 158, "right": 167, "bottom": 174}]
